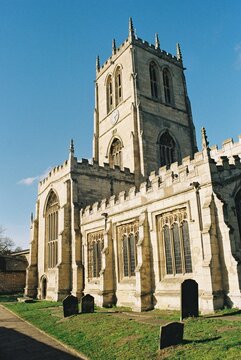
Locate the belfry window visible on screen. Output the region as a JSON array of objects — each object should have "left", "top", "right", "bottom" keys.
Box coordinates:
[
  {"left": 115, "top": 67, "right": 122, "bottom": 106},
  {"left": 45, "top": 191, "right": 59, "bottom": 268},
  {"left": 159, "top": 131, "right": 176, "bottom": 168},
  {"left": 163, "top": 68, "right": 173, "bottom": 105},
  {"left": 117, "top": 221, "right": 139, "bottom": 278},
  {"left": 109, "top": 138, "right": 122, "bottom": 168},
  {"left": 150, "top": 61, "right": 158, "bottom": 98},
  {"left": 159, "top": 210, "right": 192, "bottom": 276},
  {"left": 107, "top": 75, "right": 113, "bottom": 113},
  {"left": 87, "top": 231, "right": 104, "bottom": 279},
  {"left": 235, "top": 189, "right": 241, "bottom": 240}
]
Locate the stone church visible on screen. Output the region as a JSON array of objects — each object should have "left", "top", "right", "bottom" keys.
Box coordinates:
[{"left": 25, "top": 19, "right": 241, "bottom": 313}]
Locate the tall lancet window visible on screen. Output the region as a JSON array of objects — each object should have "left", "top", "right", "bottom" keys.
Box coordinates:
[
  {"left": 115, "top": 67, "right": 122, "bottom": 106},
  {"left": 117, "top": 220, "right": 139, "bottom": 278},
  {"left": 109, "top": 138, "right": 122, "bottom": 168},
  {"left": 149, "top": 61, "right": 159, "bottom": 99},
  {"left": 107, "top": 75, "right": 113, "bottom": 113},
  {"left": 159, "top": 209, "right": 192, "bottom": 277},
  {"left": 159, "top": 131, "right": 176, "bottom": 168},
  {"left": 163, "top": 68, "right": 173, "bottom": 105},
  {"left": 235, "top": 189, "right": 241, "bottom": 240},
  {"left": 45, "top": 191, "right": 59, "bottom": 268},
  {"left": 87, "top": 231, "right": 104, "bottom": 279}
]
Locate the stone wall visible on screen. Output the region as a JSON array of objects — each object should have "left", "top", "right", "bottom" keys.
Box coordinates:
[
  {"left": 0, "top": 255, "right": 28, "bottom": 294},
  {"left": 0, "top": 271, "right": 26, "bottom": 294},
  {"left": 80, "top": 150, "right": 241, "bottom": 313}
]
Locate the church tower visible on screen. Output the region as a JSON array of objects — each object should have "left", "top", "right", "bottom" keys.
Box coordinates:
[{"left": 93, "top": 19, "right": 197, "bottom": 181}]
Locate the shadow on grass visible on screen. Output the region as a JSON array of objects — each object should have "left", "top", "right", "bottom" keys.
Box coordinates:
[
  {"left": 0, "top": 294, "right": 23, "bottom": 303},
  {"left": 0, "top": 327, "right": 80, "bottom": 359},
  {"left": 205, "top": 310, "right": 241, "bottom": 318},
  {"left": 182, "top": 336, "right": 221, "bottom": 344}
]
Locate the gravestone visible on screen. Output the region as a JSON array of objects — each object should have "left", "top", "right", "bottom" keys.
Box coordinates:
[
  {"left": 17, "top": 297, "right": 34, "bottom": 303},
  {"left": 63, "top": 295, "right": 79, "bottom": 317},
  {"left": 181, "top": 279, "right": 198, "bottom": 320},
  {"left": 80, "top": 294, "right": 94, "bottom": 313},
  {"left": 160, "top": 322, "right": 184, "bottom": 349}
]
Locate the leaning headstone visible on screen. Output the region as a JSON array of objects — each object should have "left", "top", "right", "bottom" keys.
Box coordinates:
[
  {"left": 160, "top": 322, "right": 184, "bottom": 349},
  {"left": 63, "top": 295, "right": 79, "bottom": 317},
  {"left": 80, "top": 294, "right": 94, "bottom": 313},
  {"left": 181, "top": 279, "right": 198, "bottom": 320}
]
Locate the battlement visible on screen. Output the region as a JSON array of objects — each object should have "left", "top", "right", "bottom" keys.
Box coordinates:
[
  {"left": 39, "top": 159, "right": 70, "bottom": 188},
  {"left": 133, "top": 37, "right": 181, "bottom": 65},
  {"left": 39, "top": 155, "right": 134, "bottom": 193},
  {"left": 210, "top": 134, "right": 241, "bottom": 163},
  {"left": 97, "top": 28, "right": 182, "bottom": 77},
  {"left": 216, "top": 155, "right": 241, "bottom": 171},
  {"left": 81, "top": 150, "right": 203, "bottom": 219},
  {"left": 81, "top": 148, "right": 241, "bottom": 220}
]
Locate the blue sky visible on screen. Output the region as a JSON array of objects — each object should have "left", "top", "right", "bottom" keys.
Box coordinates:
[{"left": 0, "top": 0, "right": 241, "bottom": 249}]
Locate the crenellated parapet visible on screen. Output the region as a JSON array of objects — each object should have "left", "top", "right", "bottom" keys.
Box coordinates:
[
  {"left": 80, "top": 150, "right": 207, "bottom": 220},
  {"left": 81, "top": 145, "right": 241, "bottom": 221},
  {"left": 38, "top": 154, "right": 135, "bottom": 195},
  {"left": 210, "top": 135, "right": 241, "bottom": 163},
  {"left": 213, "top": 155, "right": 241, "bottom": 185},
  {"left": 96, "top": 19, "right": 183, "bottom": 78},
  {"left": 39, "top": 158, "right": 71, "bottom": 193}
]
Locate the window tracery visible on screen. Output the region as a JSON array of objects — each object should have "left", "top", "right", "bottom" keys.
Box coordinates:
[
  {"left": 158, "top": 208, "right": 192, "bottom": 276},
  {"left": 107, "top": 75, "right": 113, "bottom": 113},
  {"left": 109, "top": 138, "right": 122, "bottom": 168},
  {"left": 159, "top": 131, "right": 176, "bottom": 168},
  {"left": 87, "top": 230, "right": 104, "bottom": 279},
  {"left": 45, "top": 191, "right": 59, "bottom": 268},
  {"left": 149, "top": 61, "right": 159, "bottom": 98},
  {"left": 117, "top": 220, "right": 139, "bottom": 278},
  {"left": 163, "top": 68, "right": 173, "bottom": 105},
  {"left": 115, "top": 67, "right": 122, "bottom": 105}
]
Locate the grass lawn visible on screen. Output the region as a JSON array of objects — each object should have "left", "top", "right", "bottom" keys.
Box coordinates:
[{"left": 1, "top": 295, "right": 241, "bottom": 359}]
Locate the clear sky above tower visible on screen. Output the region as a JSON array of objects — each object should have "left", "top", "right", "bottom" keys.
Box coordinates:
[{"left": 0, "top": 0, "right": 241, "bottom": 249}]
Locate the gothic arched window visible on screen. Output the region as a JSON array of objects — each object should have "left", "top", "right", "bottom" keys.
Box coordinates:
[
  {"left": 106, "top": 75, "right": 113, "bottom": 113},
  {"left": 45, "top": 191, "right": 59, "bottom": 268},
  {"left": 159, "top": 209, "right": 192, "bottom": 276},
  {"left": 117, "top": 221, "right": 139, "bottom": 278},
  {"left": 235, "top": 189, "right": 241, "bottom": 240},
  {"left": 122, "top": 232, "right": 138, "bottom": 277},
  {"left": 163, "top": 68, "right": 173, "bottom": 105},
  {"left": 159, "top": 131, "right": 176, "bottom": 168},
  {"left": 150, "top": 62, "right": 158, "bottom": 99},
  {"left": 109, "top": 138, "right": 122, "bottom": 168},
  {"left": 87, "top": 231, "right": 104, "bottom": 279},
  {"left": 115, "top": 67, "right": 122, "bottom": 106}
]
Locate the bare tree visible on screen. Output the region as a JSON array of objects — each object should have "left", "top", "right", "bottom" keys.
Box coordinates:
[{"left": 0, "top": 226, "right": 15, "bottom": 255}]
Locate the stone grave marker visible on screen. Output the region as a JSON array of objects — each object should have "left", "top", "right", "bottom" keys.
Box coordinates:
[
  {"left": 160, "top": 322, "right": 184, "bottom": 349},
  {"left": 80, "top": 294, "right": 94, "bottom": 313},
  {"left": 63, "top": 295, "right": 79, "bottom": 317},
  {"left": 181, "top": 279, "right": 198, "bottom": 320}
]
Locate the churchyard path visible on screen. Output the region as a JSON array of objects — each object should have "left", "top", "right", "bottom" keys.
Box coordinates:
[{"left": 0, "top": 305, "right": 86, "bottom": 360}]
